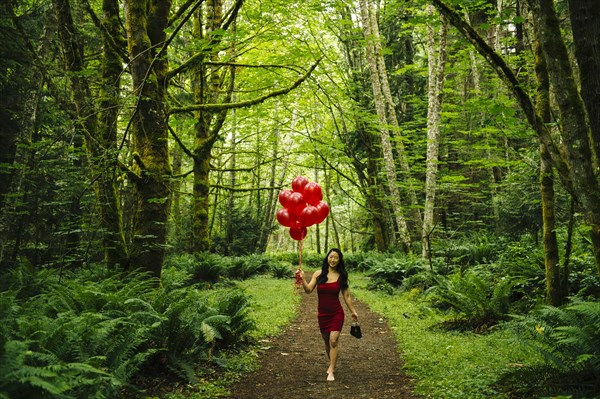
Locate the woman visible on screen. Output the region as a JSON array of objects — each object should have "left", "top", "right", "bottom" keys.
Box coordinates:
[{"left": 299, "top": 248, "right": 359, "bottom": 381}]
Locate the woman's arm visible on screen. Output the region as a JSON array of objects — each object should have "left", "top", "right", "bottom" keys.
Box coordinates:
[
  {"left": 299, "top": 269, "right": 321, "bottom": 294},
  {"left": 342, "top": 288, "right": 359, "bottom": 321}
]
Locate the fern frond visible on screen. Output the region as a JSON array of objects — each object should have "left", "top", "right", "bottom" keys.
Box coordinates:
[{"left": 509, "top": 300, "right": 600, "bottom": 375}]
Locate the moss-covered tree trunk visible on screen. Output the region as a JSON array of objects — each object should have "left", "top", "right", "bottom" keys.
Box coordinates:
[
  {"left": 534, "top": 33, "right": 566, "bottom": 305},
  {"left": 191, "top": 0, "right": 232, "bottom": 252},
  {"left": 529, "top": 0, "right": 600, "bottom": 275},
  {"left": 52, "top": 0, "right": 128, "bottom": 270},
  {"left": 422, "top": 5, "right": 448, "bottom": 259},
  {"left": 433, "top": 0, "right": 600, "bottom": 275},
  {"left": 97, "top": 0, "right": 128, "bottom": 270},
  {"left": 336, "top": 4, "right": 392, "bottom": 251},
  {"left": 124, "top": 0, "right": 172, "bottom": 278},
  {"left": 568, "top": 0, "right": 600, "bottom": 165}
]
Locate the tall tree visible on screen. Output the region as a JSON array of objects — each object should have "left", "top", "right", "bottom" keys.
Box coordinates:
[
  {"left": 422, "top": 5, "right": 448, "bottom": 258},
  {"left": 166, "top": 0, "right": 319, "bottom": 252},
  {"left": 52, "top": 0, "right": 128, "bottom": 270},
  {"left": 123, "top": 0, "right": 173, "bottom": 277},
  {"left": 432, "top": 0, "right": 600, "bottom": 274},
  {"left": 359, "top": 0, "right": 412, "bottom": 251},
  {"left": 568, "top": 0, "right": 600, "bottom": 166},
  {"left": 334, "top": 2, "right": 393, "bottom": 251},
  {"left": 534, "top": 30, "right": 566, "bottom": 305}
]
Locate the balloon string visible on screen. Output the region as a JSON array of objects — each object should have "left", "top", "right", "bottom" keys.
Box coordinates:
[
  {"left": 299, "top": 239, "right": 303, "bottom": 270},
  {"left": 295, "top": 240, "right": 303, "bottom": 288}
]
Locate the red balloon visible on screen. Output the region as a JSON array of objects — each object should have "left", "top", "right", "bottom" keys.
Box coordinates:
[
  {"left": 291, "top": 176, "right": 309, "bottom": 193},
  {"left": 278, "top": 189, "right": 293, "bottom": 208},
  {"left": 288, "top": 192, "right": 306, "bottom": 217},
  {"left": 289, "top": 225, "right": 307, "bottom": 241},
  {"left": 299, "top": 205, "right": 319, "bottom": 227},
  {"left": 315, "top": 201, "right": 330, "bottom": 223},
  {"left": 276, "top": 208, "right": 292, "bottom": 227},
  {"left": 303, "top": 182, "right": 323, "bottom": 206}
]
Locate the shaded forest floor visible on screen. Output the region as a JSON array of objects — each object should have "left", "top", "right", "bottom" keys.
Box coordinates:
[{"left": 226, "top": 274, "right": 421, "bottom": 399}]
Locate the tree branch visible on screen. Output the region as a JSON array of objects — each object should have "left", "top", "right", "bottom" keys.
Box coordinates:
[
  {"left": 430, "top": 0, "right": 572, "bottom": 190},
  {"left": 169, "top": 58, "right": 321, "bottom": 115},
  {"left": 168, "top": 125, "right": 195, "bottom": 159}
]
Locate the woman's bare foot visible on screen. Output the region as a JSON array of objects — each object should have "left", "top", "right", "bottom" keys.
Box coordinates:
[{"left": 326, "top": 371, "right": 335, "bottom": 381}]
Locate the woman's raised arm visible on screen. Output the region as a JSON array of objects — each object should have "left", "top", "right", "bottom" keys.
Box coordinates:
[{"left": 299, "top": 269, "right": 321, "bottom": 294}]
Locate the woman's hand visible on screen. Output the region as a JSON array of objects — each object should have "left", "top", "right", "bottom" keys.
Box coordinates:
[
  {"left": 295, "top": 269, "right": 304, "bottom": 285},
  {"left": 351, "top": 311, "right": 358, "bottom": 321}
]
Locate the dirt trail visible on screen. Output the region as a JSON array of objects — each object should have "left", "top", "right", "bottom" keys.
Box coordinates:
[{"left": 227, "top": 276, "right": 420, "bottom": 399}]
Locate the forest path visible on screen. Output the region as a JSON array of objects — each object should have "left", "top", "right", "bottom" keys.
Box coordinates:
[{"left": 226, "top": 274, "right": 420, "bottom": 399}]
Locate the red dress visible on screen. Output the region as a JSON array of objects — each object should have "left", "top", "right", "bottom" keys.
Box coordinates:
[{"left": 317, "top": 279, "right": 345, "bottom": 333}]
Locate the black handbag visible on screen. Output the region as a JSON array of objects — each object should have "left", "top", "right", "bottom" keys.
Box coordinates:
[{"left": 350, "top": 321, "right": 362, "bottom": 339}]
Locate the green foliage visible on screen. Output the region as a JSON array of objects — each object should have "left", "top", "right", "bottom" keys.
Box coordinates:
[
  {"left": 493, "top": 239, "right": 546, "bottom": 306},
  {"left": 510, "top": 301, "right": 600, "bottom": 377},
  {"left": 166, "top": 252, "right": 276, "bottom": 285},
  {"left": 434, "top": 232, "right": 504, "bottom": 267},
  {"left": 368, "top": 256, "right": 431, "bottom": 287},
  {"left": 0, "top": 263, "right": 258, "bottom": 398},
  {"left": 237, "top": 276, "right": 300, "bottom": 339},
  {"left": 177, "top": 252, "right": 229, "bottom": 285},
  {"left": 568, "top": 253, "right": 600, "bottom": 300},
  {"left": 213, "top": 290, "right": 255, "bottom": 347},
  {"left": 0, "top": 269, "right": 161, "bottom": 398},
  {"left": 227, "top": 254, "right": 271, "bottom": 280},
  {"left": 350, "top": 252, "right": 440, "bottom": 293},
  {"left": 269, "top": 261, "right": 293, "bottom": 279},
  {"left": 352, "top": 274, "right": 540, "bottom": 399},
  {"left": 494, "top": 159, "right": 542, "bottom": 237},
  {"left": 426, "top": 270, "right": 517, "bottom": 330},
  {"left": 210, "top": 208, "right": 263, "bottom": 256},
  {"left": 353, "top": 251, "right": 396, "bottom": 272}
]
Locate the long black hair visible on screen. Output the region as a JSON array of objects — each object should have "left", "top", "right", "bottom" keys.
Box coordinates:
[{"left": 316, "top": 248, "right": 349, "bottom": 290}]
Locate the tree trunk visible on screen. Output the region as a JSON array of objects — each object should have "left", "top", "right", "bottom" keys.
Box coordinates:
[
  {"left": 528, "top": 0, "right": 600, "bottom": 275},
  {"left": 97, "top": 0, "right": 128, "bottom": 270},
  {"left": 53, "top": 0, "right": 128, "bottom": 270},
  {"left": 259, "top": 105, "right": 282, "bottom": 253},
  {"left": 359, "top": 0, "right": 411, "bottom": 252},
  {"left": 191, "top": 0, "right": 231, "bottom": 252},
  {"left": 533, "top": 27, "right": 565, "bottom": 305},
  {"left": 336, "top": 4, "right": 392, "bottom": 251},
  {"left": 465, "top": 10, "right": 501, "bottom": 229},
  {"left": 124, "top": 0, "right": 172, "bottom": 278},
  {"left": 369, "top": 3, "right": 422, "bottom": 232},
  {"left": 422, "top": 5, "right": 448, "bottom": 258},
  {"left": 225, "top": 106, "right": 237, "bottom": 256},
  {"left": 568, "top": 0, "right": 600, "bottom": 165},
  {"left": 433, "top": 0, "right": 600, "bottom": 274}
]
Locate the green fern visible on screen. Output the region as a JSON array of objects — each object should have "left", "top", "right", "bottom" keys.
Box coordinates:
[
  {"left": 427, "top": 270, "right": 516, "bottom": 330},
  {"left": 213, "top": 290, "right": 255, "bottom": 346},
  {"left": 2, "top": 269, "right": 165, "bottom": 398},
  {"left": 270, "top": 261, "right": 292, "bottom": 279},
  {"left": 0, "top": 339, "right": 112, "bottom": 399},
  {"left": 510, "top": 301, "right": 600, "bottom": 376},
  {"left": 185, "top": 252, "right": 229, "bottom": 284}
]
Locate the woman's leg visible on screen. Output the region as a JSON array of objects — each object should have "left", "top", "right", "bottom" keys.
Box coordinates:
[
  {"left": 326, "top": 331, "right": 340, "bottom": 381},
  {"left": 321, "top": 332, "right": 331, "bottom": 359}
]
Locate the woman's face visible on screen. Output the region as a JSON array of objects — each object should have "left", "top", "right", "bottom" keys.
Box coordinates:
[{"left": 328, "top": 251, "right": 340, "bottom": 268}]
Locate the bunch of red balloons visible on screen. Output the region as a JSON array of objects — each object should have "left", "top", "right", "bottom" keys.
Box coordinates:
[{"left": 276, "top": 176, "right": 330, "bottom": 241}]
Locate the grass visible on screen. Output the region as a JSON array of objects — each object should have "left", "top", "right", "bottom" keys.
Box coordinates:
[
  {"left": 350, "top": 273, "right": 543, "bottom": 399},
  {"left": 237, "top": 275, "right": 301, "bottom": 338},
  {"left": 159, "top": 275, "right": 301, "bottom": 399}
]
